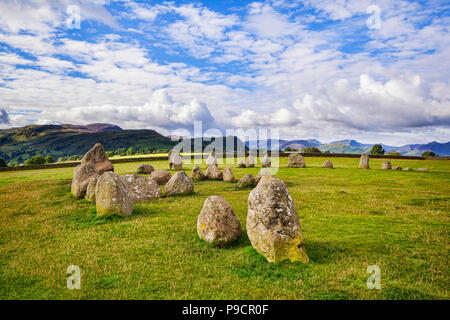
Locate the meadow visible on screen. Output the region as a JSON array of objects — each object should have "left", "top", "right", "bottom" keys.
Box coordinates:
[{"left": 0, "top": 156, "right": 448, "bottom": 300}]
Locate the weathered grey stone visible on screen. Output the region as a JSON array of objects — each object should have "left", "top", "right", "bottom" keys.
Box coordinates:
[
  {"left": 137, "top": 164, "right": 155, "bottom": 174},
  {"left": 247, "top": 175, "right": 308, "bottom": 263},
  {"left": 288, "top": 153, "right": 306, "bottom": 168},
  {"left": 246, "top": 155, "right": 256, "bottom": 168},
  {"left": 192, "top": 165, "right": 206, "bottom": 180},
  {"left": 119, "top": 174, "right": 160, "bottom": 202},
  {"left": 168, "top": 150, "right": 183, "bottom": 170},
  {"left": 205, "top": 151, "right": 217, "bottom": 167},
  {"left": 381, "top": 160, "right": 391, "bottom": 170},
  {"left": 236, "top": 174, "right": 255, "bottom": 188},
  {"left": 223, "top": 167, "right": 236, "bottom": 182},
  {"left": 392, "top": 166, "right": 402, "bottom": 170},
  {"left": 403, "top": 167, "right": 414, "bottom": 171},
  {"left": 197, "top": 196, "right": 241, "bottom": 245},
  {"left": 323, "top": 160, "right": 333, "bottom": 168},
  {"left": 205, "top": 164, "right": 223, "bottom": 180},
  {"left": 150, "top": 170, "right": 171, "bottom": 185},
  {"left": 165, "top": 171, "right": 194, "bottom": 196},
  {"left": 95, "top": 172, "right": 133, "bottom": 217},
  {"left": 261, "top": 153, "right": 271, "bottom": 167},
  {"left": 237, "top": 159, "right": 246, "bottom": 168},
  {"left": 255, "top": 168, "right": 271, "bottom": 185},
  {"left": 359, "top": 153, "right": 370, "bottom": 169},
  {"left": 71, "top": 143, "right": 114, "bottom": 198},
  {"left": 417, "top": 168, "right": 429, "bottom": 171},
  {"left": 85, "top": 175, "right": 99, "bottom": 202}
]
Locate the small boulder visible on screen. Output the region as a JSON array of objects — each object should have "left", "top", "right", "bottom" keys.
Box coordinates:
[
  {"left": 137, "top": 164, "right": 154, "bottom": 174},
  {"left": 246, "top": 155, "right": 256, "bottom": 168},
  {"left": 223, "top": 167, "right": 236, "bottom": 182},
  {"left": 150, "top": 170, "right": 171, "bottom": 185},
  {"left": 381, "top": 160, "right": 392, "bottom": 170},
  {"left": 261, "top": 153, "right": 271, "bottom": 167},
  {"left": 392, "top": 166, "right": 402, "bottom": 170},
  {"left": 71, "top": 143, "right": 114, "bottom": 198},
  {"left": 288, "top": 153, "right": 306, "bottom": 168},
  {"left": 205, "top": 151, "right": 217, "bottom": 167},
  {"left": 197, "top": 196, "right": 241, "bottom": 245},
  {"left": 165, "top": 171, "right": 194, "bottom": 196},
  {"left": 119, "top": 174, "right": 160, "bottom": 202},
  {"left": 255, "top": 168, "right": 271, "bottom": 185},
  {"left": 192, "top": 165, "right": 206, "bottom": 180},
  {"left": 417, "top": 168, "right": 429, "bottom": 171},
  {"left": 359, "top": 153, "right": 370, "bottom": 169},
  {"left": 403, "top": 167, "right": 413, "bottom": 171},
  {"left": 168, "top": 150, "right": 183, "bottom": 170},
  {"left": 247, "top": 175, "right": 308, "bottom": 263},
  {"left": 95, "top": 172, "right": 133, "bottom": 217},
  {"left": 237, "top": 159, "right": 246, "bottom": 168},
  {"left": 205, "top": 164, "right": 223, "bottom": 180},
  {"left": 236, "top": 174, "right": 255, "bottom": 188},
  {"left": 85, "top": 175, "right": 99, "bottom": 202},
  {"left": 323, "top": 160, "right": 333, "bottom": 168}
]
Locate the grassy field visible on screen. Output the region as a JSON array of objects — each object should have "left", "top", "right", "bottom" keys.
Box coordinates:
[{"left": 0, "top": 157, "right": 448, "bottom": 300}]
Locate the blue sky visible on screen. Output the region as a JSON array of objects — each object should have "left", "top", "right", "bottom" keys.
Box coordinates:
[{"left": 0, "top": 0, "right": 449, "bottom": 145}]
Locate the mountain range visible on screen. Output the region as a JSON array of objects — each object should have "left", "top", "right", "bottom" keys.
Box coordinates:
[{"left": 0, "top": 123, "right": 449, "bottom": 163}]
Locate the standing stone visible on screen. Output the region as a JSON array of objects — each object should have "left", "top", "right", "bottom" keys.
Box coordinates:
[
  {"left": 119, "top": 174, "right": 160, "bottom": 202},
  {"left": 359, "top": 153, "right": 370, "bottom": 169},
  {"left": 255, "top": 168, "right": 271, "bottom": 185},
  {"left": 392, "top": 166, "right": 402, "bottom": 170},
  {"left": 417, "top": 168, "right": 429, "bottom": 171},
  {"left": 247, "top": 176, "right": 309, "bottom": 263},
  {"left": 85, "top": 175, "right": 99, "bottom": 202},
  {"left": 261, "top": 153, "right": 271, "bottom": 167},
  {"left": 288, "top": 153, "right": 306, "bottom": 168},
  {"left": 168, "top": 150, "right": 183, "bottom": 170},
  {"left": 205, "top": 164, "right": 223, "bottom": 180},
  {"left": 197, "top": 196, "right": 241, "bottom": 245},
  {"left": 381, "top": 161, "right": 391, "bottom": 170},
  {"left": 246, "top": 154, "right": 256, "bottom": 168},
  {"left": 71, "top": 143, "right": 114, "bottom": 198},
  {"left": 223, "top": 167, "right": 236, "bottom": 182},
  {"left": 95, "top": 172, "right": 133, "bottom": 217},
  {"left": 150, "top": 170, "right": 171, "bottom": 185},
  {"left": 205, "top": 151, "right": 217, "bottom": 167},
  {"left": 137, "top": 164, "right": 155, "bottom": 174},
  {"left": 322, "top": 160, "right": 333, "bottom": 168},
  {"left": 237, "top": 159, "right": 246, "bottom": 168},
  {"left": 192, "top": 165, "right": 206, "bottom": 180},
  {"left": 165, "top": 171, "right": 194, "bottom": 196},
  {"left": 236, "top": 174, "right": 256, "bottom": 188}
]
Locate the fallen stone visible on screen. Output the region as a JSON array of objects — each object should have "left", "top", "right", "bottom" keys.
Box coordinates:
[{"left": 381, "top": 160, "right": 392, "bottom": 170}]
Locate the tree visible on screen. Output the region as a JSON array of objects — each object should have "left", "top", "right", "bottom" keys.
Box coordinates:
[
  {"left": 283, "top": 147, "right": 299, "bottom": 152},
  {"left": 24, "top": 155, "right": 46, "bottom": 165},
  {"left": 387, "top": 151, "right": 401, "bottom": 156},
  {"left": 422, "top": 151, "right": 437, "bottom": 157},
  {"left": 0, "top": 157, "right": 6, "bottom": 167},
  {"left": 126, "top": 147, "right": 136, "bottom": 156},
  {"left": 302, "top": 147, "right": 321, "bottom": 153},
  {"left": 45, "top": 155, "right": 55, "bottom": 163},
  {"left": 370, "top": 144, "right": 385, "bottom": 155}
]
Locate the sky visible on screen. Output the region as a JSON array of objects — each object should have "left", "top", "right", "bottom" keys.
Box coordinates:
[{"left": 0, "top": 0, "right": 449, "bottom": 145}]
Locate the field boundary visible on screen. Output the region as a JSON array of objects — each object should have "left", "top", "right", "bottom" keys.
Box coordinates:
[{"left": 0, "top": 152, "right": 442, "bottom": 172}]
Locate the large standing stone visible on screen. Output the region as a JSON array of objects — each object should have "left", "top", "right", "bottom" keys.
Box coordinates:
[
  {"left": 247, "top": 176, "right": 309, "bottom": 263},
  {"left": 261, "top": 153, "right": 271, "bottom": 167},
  {"left": 236, "top": 174, "right": 255, "bottom": 188},
  {"left": 205, "top": 151, "right": 217, "bottom": 167},
  {"left": 197, "top": 196, "right": 241, "bottom": 245},
  {"left": 165, "top": 171, "right": 194, "bottom": 196},
  {"left": 323, "top": 160, "right": 333, "bottom": 168},
  {"left": 85, "top": 175, "right": 99, "bottom": 202},
  {"left": 205, "top": 164, "right": 223, "bottom": 180},
  {"left": 150, "top": 170, "right": 171, "bottom": 185},
  {"left": 381, "top": 160, "right": 391, "bottom": 170},
  {"left": 137, "top": 164, "right": 154, "bottom": 174},
  {"left": 237, "top": 159, "right": 246, "bottom": 168},
  {"left": 288, "top": 153, "right": 306, "bottom": 168},
  {"left": 168, "top": 150, "right": 183, "bottom": 170},
  {"left": 359, "top": 153, "right": 370, "bottom": 169},
  {"left": 95, "top": 172, "right": 133, "bottom": 217},
  {"left": 223, "top": 167, "right": 236, "bottom": 182},
  {"left": 246, "top": 155, "right": 256, "bottom": 168},
  {"left": 119, "top": 174, "right": 160, "bottom": 202},
  {"left": 255, "top": 168, "right": 271, "bottom": 185},
  {"left": 71, "top": 143, "right": 114, "bottom": 198},
  {"left": 192, "top": 165, "right": 206, "bottom": 180}
]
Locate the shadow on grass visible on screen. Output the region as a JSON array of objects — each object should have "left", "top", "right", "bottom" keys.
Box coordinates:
[{"left": 195, "top": 231, "right": 251, "bottom": 250}]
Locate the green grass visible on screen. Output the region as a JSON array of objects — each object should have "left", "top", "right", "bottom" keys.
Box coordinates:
[{"left": 0, "top": 157, "right": 449, "bottom": 299}]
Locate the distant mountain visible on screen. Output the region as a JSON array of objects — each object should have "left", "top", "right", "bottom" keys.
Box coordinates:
[
  {"left": 396, "top": 141, "right": 450, "bottom": 156},
  {"left": 246, "top": 139, "right": 321, "bottom": 151}
]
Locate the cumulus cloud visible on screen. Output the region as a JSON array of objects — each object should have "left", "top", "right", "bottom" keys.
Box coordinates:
[
  {"left": 231, "top": 108, "right": 300, "bottom": 127},
  {"left": 0, "top": 109, "right": 10, "bottom": 124}
]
